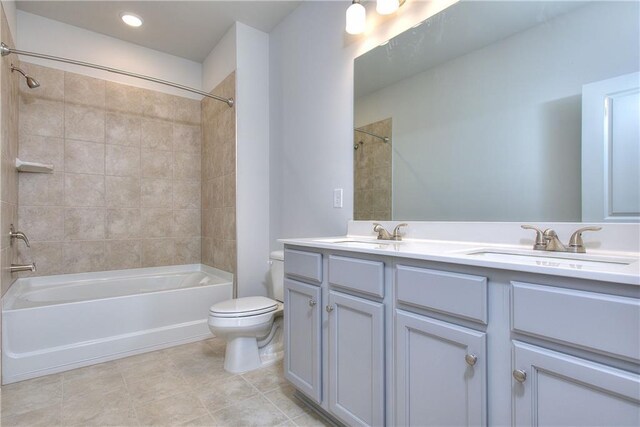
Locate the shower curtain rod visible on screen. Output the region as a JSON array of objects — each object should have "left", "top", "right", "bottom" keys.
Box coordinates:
[
  {"left": 0, "top": 42, "right": 234, "bottom": 107},
  {"left": 354, "top": 128, "right": 389, "bottom": 143}
]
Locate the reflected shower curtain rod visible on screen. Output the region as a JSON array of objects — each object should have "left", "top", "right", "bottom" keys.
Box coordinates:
[
  {"left": 0, "top": 42, "right": 234, "bottom": 107},
  {"left": 354, "top": 128, "right": 389, "bottom": 143}
]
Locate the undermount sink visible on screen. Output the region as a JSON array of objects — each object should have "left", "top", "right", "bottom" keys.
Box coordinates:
[{"left": 466, "top": 248, "right": 638, "bottom": 267}]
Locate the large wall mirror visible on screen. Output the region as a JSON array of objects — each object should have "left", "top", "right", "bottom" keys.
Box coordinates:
[{"left": 354, "top": 1, "right": 639, "bottom": 222}]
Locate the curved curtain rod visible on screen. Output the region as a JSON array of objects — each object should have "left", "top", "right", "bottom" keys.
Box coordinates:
[
  {"left": 0, "top": 42, "right": 234, "bottom": 107},
  {"left": 354, "top": 128, "right": 389, "bottom": 143}
]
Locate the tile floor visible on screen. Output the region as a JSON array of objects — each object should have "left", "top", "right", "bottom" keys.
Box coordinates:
[{"left": 0, "top": 338, "right": 332, "bottom": 426}]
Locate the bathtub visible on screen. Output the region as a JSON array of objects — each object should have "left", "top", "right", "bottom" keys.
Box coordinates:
[{"left": 2, "top": 264, "right": 233, "bottom": 384}]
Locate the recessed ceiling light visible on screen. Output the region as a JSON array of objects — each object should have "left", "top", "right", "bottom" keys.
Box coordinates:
[{"left": 121, "top": 13, "right": 143, "bottom": 27}]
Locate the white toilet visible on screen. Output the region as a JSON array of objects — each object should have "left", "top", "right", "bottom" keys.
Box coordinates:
[{"left": 208, "top": 251, "right": 285, "bottom": 374}]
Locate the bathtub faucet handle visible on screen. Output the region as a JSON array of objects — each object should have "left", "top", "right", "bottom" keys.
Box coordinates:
[{"left": 9, "top": 224, "right": 30, "bottom": 248}]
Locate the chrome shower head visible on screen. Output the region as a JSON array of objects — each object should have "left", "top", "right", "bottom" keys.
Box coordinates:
[{"left": 10, "top": 64, "right": 40, "bottom": 88}]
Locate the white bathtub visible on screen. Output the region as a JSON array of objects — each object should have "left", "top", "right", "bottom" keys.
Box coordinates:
[{"left": 2, "top": 264, "right": 233, "bottom": 384}]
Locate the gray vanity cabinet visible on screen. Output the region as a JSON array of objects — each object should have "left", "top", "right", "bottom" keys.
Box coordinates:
[
  {"left": 327, "top": 290, "right": 385, "bottom": 427},
  {"left": 395, "top": 311, "right": 486, "bottom": 426},
  {"left": 283, "top": 278, "right": 322, "bottom": 403},
  {"left": 512, "top": 342, "right": 640, "bottom": 426}
]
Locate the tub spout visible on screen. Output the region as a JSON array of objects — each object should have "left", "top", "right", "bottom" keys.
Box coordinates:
[{"left": 10, "top": 263, "right": 36, "bottom": 273}]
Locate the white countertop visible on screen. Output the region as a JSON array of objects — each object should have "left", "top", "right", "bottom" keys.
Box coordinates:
[{"left": 279, "top": 236, "right": 640, "bottom": 286}]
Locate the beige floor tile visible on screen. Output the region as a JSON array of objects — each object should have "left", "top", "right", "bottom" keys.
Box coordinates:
[
  {"left": 61, "top": 388, "right": 137, "bottom": 426},
  {"left": 126, "top": 371, "right": 191, "bottom": 405},
  {"left": 0, "top": 403, "right": 62, "bottom": 426},
  {"left": 209, "top": 395, "right": 289, "bottom": 427},
  {"left": 62, "top": 360, "right": 119, "bottom": 383},
  {"left": 120, "top": 356, "right": 181, "bottom": 383},
  {"left": 242, "top": 362, "right": 289, "bottom": 393},
  {"left": 264, "top": 384, "right": 309, "bottom": 419},
  {"left": 181, "top": 414, "right": 216, "bottom": 426},
  {"left": 1, "top": 374, "right": 63, "bottom": 417},
  {"left": 117, "top": 349, "right": 172, "bottom": 370},
  {"left": 135, "top": 392, "right": 208, "bottom": 426},
  {"left": 63, "top": 371, "right": 126, "bottom": 399},
  {"left": 196, "top": 375, "right": 259, "bottom": 412},
  {"left": 277, "top": 419, "right": 299, "bottom": 427}
]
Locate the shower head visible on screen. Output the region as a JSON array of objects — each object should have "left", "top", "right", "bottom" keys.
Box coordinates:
[{"left": 10, "top": 64, "right": 40, "bottom": 88}]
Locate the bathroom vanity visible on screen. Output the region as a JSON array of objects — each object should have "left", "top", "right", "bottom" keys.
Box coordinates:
[{"left": 280, "top": 224, "right": 640, "bottom": 427}]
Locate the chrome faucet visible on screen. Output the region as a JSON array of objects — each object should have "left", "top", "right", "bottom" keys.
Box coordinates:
[
  {"left": 521, "top": 225, "right": 602, "bottom": 253},
  {"left": 373, "top": 223, "right": 408, "bottom": 241},
  {"left": 10, "top": 263, "right": 36, "bottom": 273},
  {"left": 9, "top": 224, "right": 30, "bottom": 247}
]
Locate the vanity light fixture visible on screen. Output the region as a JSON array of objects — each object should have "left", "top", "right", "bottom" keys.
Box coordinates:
[
  {"left": 346, "top": 0, "right": 407, "bottom": 35},
  {"left": 346, "top": 0, "right": 366, "bottom": 35},
  {"left": 121, "top": 12, "right": 143, "bottom": 27}
]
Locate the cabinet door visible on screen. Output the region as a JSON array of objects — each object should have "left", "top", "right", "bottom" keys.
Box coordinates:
[
  {"left": 328, "top": 291, "right": 384, "bottom": 427},
  {"left": 395, "top": 310, "right": 486, "bottom": 427},
  {"left": 513, "top": 341, "right": 640, "bottom": 427},
  {"left": 284, "top": 278, "right": 322, "bottom": 403}
]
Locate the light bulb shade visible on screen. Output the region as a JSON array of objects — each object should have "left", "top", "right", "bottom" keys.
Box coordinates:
[
  {"left": 376, "top": 0, "right": 399, "bottom": 15},
  {"left": 346, "top": 2, "right": 366, "bottom": 35}
]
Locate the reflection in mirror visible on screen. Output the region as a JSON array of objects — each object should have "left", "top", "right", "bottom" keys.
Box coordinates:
[{"left": 354, "top": 1, "right": 639, "bottom": 222}]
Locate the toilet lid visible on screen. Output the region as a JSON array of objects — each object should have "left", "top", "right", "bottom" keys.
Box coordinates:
[{"left": 209, "top": 296, "right": 278, "bottom": 318}]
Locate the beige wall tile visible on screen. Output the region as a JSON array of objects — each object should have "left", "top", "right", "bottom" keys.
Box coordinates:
[
  {"left": 141, "top": 119, "right": 173, "bottom": 151},
  {"left": 65, "top": 104, "right": 105, "bottom": 143},
  {"left": 174, "top": 152, "right": 200, "bottom": 180},
  {"left": 222, "top": 207, "right": 236, "bottom": 241},
  {"left": 1, "top": 201, "right": 17, "bottom": 249},
  {"left": 141, "top": 178, "right": 172, "bottom": 208},
  {"left": 65, "top": 72, "right": 105, "bottom": 108},
  {"left": 141, "top": 149, "right": 173, "bottom": 179},
  {"left": 17, "top": 241, "right": 64, "bottom": 277},
  {"left": 18, "top": 206, "right": 64, "bottom": 241},
  {"left": 105, "top": 176, "right": 140, "bottom": 208},
  {"left": 142, "top": 238, "right": 175, "bottom": 267},
  {"left": 175, "top": 238, "right": 200, "bottom": 265},
  {"left": 173, "top": 124, "right": 201, "bottom": 153},
  {"left": 105, "top": 240, "right": 141, "bottom": 270},
  {"left": 105, "top": 144, "right": 140, "bottom": 177},
  {"left": 65, "top": 139, "right": 105, "bottom": 174},
  {"left": 173, "top": 209, "right": 200, "bottom": 237},
  {"left": 65, "top": 174, "right": 105, "bottom": 206},
  {"left": 141, "top": 89, "right": 174, "bottom": 121},
  {"left": 1, "top": 154, "right": 18, "bottom": 202},
  {"left": 18, "top": 172, "right": 64, "bottom": 207},
  {"left": 63, "top": 241, "right": 106, "bottom": 273},
  {"left": 64, "top": 208, "right": 105, "bottom": 240},
  {"left": 105, "top": 81, "right": 143, "bottom": 115},
  {"left": 18, "top": 134, "right": 64, "bottom": 170},
  {"left": 174, "top": 97, "right": 201, "bottom": 125},
  {"left": 142, "top": 209, "right": 173, "bottom": 237},
  {"left": 223, "top": 173, "right": 235, "bottom": 208},
  {"left": 106, "top": 209, "right": 141, "bottom": 239},
  {"left": 20, "top": 95, "right": 64, "bottom": 138},
  {"left": 106, "top": 112, "right": 141, "bottom": 146},
  {"left": 173, "top": 181, "right": 200, "bottom": 209}
]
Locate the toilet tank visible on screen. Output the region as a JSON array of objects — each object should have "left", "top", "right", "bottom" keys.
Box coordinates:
[{"left": 269, "top": 250, "right": 285, "bottom": 302}]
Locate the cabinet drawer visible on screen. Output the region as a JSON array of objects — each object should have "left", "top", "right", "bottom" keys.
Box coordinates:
[
  {"left": 329, "top": 255, "right": 384, "bottom": 298},
  {"left": 511, "top": 282, "right": 640, "bottom": 362},
  {"left": 284, "top": 249, "right": 322, "bottom": 284},
  {"left": 396, "top": 265, "right": 487, "bottom": 324}
]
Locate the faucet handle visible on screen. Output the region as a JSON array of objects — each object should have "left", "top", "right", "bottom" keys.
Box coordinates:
[
  {"left": 372, "top": 223, "right": 391, "bottom": 240},
  {"left": 393, "top": 223, "right": 408, "bottom": 240},
  {"left": 568, "top": 226, "right": 602, "bottom": 253},
  {"left": 521, "top": 225, "right": 546, "bottom": 250}
]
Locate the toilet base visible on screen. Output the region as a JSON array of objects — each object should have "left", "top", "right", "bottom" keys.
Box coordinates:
[{"left": 222, "top": 318, "right": 283, "bottom": 374}]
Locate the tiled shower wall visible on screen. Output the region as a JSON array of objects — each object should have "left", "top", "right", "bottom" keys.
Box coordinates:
[
  {"left": 16, "top": 62, "right": 203, "bottom": 275},
  {"left": 201, "top": 72, "right": 236, "bottom": 276},
  {"left": 0, "top": 4, "right": 19, "bottom": 296},
  {"left": 354, "top": 118, "right": 392, "bottom": 220}
]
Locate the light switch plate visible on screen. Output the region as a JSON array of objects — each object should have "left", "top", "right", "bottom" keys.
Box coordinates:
[{"left": 333, "top": 188, "right": 343, "bottom": 208}]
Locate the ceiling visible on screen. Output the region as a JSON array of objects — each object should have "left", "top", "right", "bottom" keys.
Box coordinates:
[{"left": 16, "top": 1, "right": 302, "bottom": 62}]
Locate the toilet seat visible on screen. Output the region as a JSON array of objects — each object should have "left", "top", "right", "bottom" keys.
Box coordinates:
[{"left": 209, "top": 296, "right": 278, "bottom": 318}]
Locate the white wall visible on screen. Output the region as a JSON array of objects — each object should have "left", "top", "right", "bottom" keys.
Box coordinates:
[
  {"left": 202, "top": 23, "right": 236, "bottom": 93},
  {"left": 355, "top": 2, "right": 639, "bottom": 222},
  {"left": 16, "top": 11, "right": 202, "bottom": 98},
  {"left": 235, "top": 22, "right": 270, "bottom": 297},
  {"left": 268, "top": 0, "right": 456, "bottom": 249}
]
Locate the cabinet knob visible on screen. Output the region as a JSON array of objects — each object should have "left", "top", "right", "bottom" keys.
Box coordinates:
[
  {"left": 308, "top": 299, "right": 316, "bottom": 307},
  {"left": 465, "top": 354, "right": 478, "bottom": 366},
  {"left": 326, "top": 305, "right": 334, "bottom": 313},
  {"left": 513, "top": 369, "right": 527, "bottom": 383}
]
